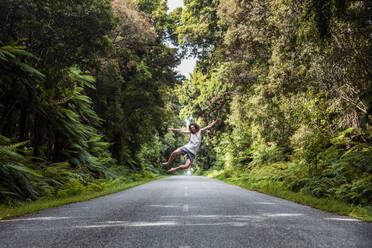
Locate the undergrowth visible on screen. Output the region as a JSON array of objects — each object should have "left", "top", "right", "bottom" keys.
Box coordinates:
[
  {"left": 202, "top": 167, "right": 372, "bottom": 221},
  {"left": 0, "top": 173, "right": 164, "bottom": 220}
]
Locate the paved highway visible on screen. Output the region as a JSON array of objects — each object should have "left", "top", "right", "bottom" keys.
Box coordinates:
[{"left": 0, "top": 175, "right": 371, "bottom": 247}]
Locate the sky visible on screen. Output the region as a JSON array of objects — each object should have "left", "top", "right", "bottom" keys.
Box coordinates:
[
  {"left": 167, "top": 0, "right": 197, "bottom": 79},
  {"left": 167, "top": 0, "right": 184, "bottom": 12}
]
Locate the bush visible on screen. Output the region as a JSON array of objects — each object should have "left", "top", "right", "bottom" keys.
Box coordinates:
[
  {"left": 56, "top": 179, "right": 85, "bottom": 198},
  {"left": 251, "top": 143, "right": 288, "bottom": 167}
]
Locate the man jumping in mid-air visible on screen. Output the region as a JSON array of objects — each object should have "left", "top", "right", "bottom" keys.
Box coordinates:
[{"left": 163, "top": 118, "right": 221, "bottom": 173}]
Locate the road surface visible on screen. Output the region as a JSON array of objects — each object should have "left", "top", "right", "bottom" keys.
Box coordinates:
[{"left": 0, "top": 175, "right": 371, "bottom": 247}]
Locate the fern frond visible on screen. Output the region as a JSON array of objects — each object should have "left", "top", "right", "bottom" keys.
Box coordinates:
[
  {"left": 69, "top": 66, "right": 96, "bottom": 89},
  {"left": 2, "top": 140, "right": 29, "bottom": 150},
  {"left": 4, "top": 163, "right": 43, "bottom": 178},
  {"left": 13, "top": 59, "right": 45, "bottom": 78}
]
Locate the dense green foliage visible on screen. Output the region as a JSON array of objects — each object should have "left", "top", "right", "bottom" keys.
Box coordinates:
[
  {"left": 175, "top": 0, "right": 371, "bottom": 207},
  {"left": 1, "top": 0, "right": 371, "bottom": 213},
  {"left": 0, "top": 0, "right": 184, "bottom": 204}
]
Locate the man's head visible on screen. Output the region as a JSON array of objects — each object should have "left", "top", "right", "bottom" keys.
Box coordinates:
[{"left": 189, "top": 122, "right": 200, "bottom": 134}]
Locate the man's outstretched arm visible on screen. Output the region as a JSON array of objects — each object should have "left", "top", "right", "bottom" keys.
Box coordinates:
[
  {"left": 168, "top": 128, "right": 191, "bottom": 134},
  {"left": 201, "top": 118, "right": 221, "bottom": 133}
]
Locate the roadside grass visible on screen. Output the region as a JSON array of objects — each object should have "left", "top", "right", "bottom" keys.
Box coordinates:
[
  {"left": 202, "top": 169, "right": 372, "bottom": 222},
  {"left": 0, "top": 175, "right": 166, "bottom": 221}
]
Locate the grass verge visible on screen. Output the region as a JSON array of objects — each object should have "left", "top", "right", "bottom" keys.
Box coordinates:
[
  {"left": 0, "top": 175, "right": 166, "bottom": 221},
  {"left": 203, "top": 169, "right": 372, "bottom": 222}
]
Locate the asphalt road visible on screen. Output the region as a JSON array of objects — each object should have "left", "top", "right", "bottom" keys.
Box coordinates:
[{"left": 0, "top": 175, "right": 371, "bottom": 248}]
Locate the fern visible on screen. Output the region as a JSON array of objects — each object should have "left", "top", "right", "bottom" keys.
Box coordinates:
[
  {"left": 2, "top": 140, "right": 30, "bottom": 150},
  {"left": 0, "top": 45, "right": 44, "bottom": 78},
  {"left": 0, "top": 136, "right": 48, "bottom": 201}
]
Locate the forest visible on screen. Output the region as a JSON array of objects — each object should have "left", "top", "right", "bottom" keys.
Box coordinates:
[{"left": 0, "top": 0, "right": 371, "bottom": 218}]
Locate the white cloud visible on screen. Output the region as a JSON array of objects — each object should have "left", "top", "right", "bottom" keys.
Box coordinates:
[
  {"left": 176, "top": 57, "right": 197, "bottom": 79},
  {"left": 167, "top": 0, "right": 184, "bottom": 13}
]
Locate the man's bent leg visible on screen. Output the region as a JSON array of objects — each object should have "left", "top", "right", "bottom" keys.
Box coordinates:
[
  {"left": 162, "top": 148, "right": 182, "bottom": 166},
  {"left": 167, "top": 159, "right": 192, "bottom": 173}
]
